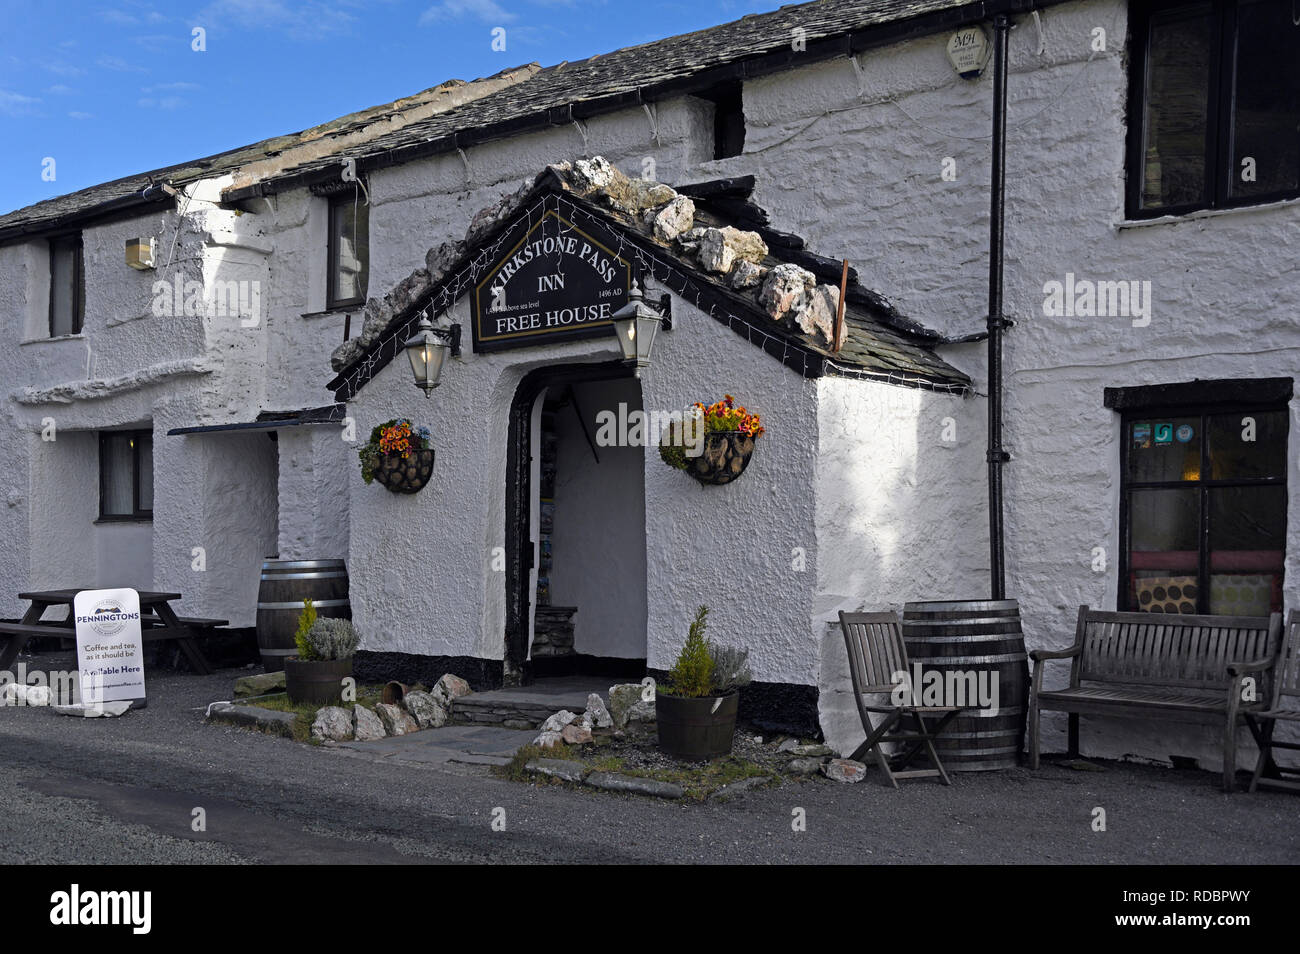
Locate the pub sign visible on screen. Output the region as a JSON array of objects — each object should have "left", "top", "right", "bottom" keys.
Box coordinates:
[{"left": 472, "top": 209, "right": 631, "bottom": 352}]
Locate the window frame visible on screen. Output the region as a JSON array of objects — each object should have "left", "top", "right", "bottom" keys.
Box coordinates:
[
  {"left": 98, "top": 429, "right": 153, "bottom": 522},
  {"left": 1126, "top": 0, "right": 1300, "bottom": 218},
  {"left": 48, "top": 232, "right": 85, "bottom": 337},
  {"left": 326, "top": 190, "right": 368, "bottom": 311},
  {"left": 1117, "top": 400, "right": 1288, "bottom": 613}
]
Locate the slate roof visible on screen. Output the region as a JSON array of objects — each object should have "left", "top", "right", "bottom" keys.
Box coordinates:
[{"left": 0, "top": 0, "right": 1051, "bottom": 235}]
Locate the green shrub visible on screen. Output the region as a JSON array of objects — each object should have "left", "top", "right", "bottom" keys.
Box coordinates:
[
  {"left": 306, "top": 617, "right": 359, "bottom": 661},
  {"left": 293, "top": 599, "right": 318, "bottom": 660},
  {"left": 710, "top": 643, "right": 753, "bottom": 693},
  {"left": 664, "top": 606, "right": 716, "bottom": 697}
]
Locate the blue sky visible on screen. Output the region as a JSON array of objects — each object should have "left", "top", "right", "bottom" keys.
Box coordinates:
[{"left": 0, "top": 0, "right": 788, "bottom": 216}]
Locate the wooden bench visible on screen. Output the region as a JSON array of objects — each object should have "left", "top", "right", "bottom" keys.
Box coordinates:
[{"left": 1028, "top": 606, "right": 1283, "bottom": 792}]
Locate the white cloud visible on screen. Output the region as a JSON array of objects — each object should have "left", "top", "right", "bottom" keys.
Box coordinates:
[
  {"left": 0, "top": 90, "right": 41, "bottom": 117},
  {"left": 97, "top": 55, "right": 148, "bottom": 73},
  {"left": 197, "top": 0, "right": 357, "bottom": 39},
  {"left": 45, "top": 84, "right": 76, "bottom": 95},
  {"left": 419, "top": 0, "right": 517, "bottom": 25},
  {"left": 68, "top": 111, "right": 93, "bottom": 120}
]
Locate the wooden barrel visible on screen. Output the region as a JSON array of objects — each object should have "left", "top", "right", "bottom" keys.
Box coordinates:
[
  {"left": 256, "top": 559, "right": 350, "bottom": 672},
  {"left": 901, "top": 599, "right": 1028, "bottom": 772}
]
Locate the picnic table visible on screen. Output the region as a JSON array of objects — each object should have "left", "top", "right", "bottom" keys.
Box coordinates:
[{"left": 0, "top": 589, "right": 227, "bottom": 676}]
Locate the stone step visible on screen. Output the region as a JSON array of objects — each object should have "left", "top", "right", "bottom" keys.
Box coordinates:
[{"left": 450, "top": 678, "right": 608, "bottom": 729}]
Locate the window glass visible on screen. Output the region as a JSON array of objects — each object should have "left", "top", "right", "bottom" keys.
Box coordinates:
[
  {"left": 1129, "top": 487, "right": 1201, "bottom": 612},
  {"left": 49, "top": 236, "right": 84, "bottom": 337},
  {"left": 136, "top": 433, "right": 154, "bottom": 512},
  {"left": 1140, "top": 5, "right": 1214, "bottom": 210},
  {"left": 102, "top": 433, "right": 135, "bottom": 516},
  {"left": 1229, "top": 0, "right": 1300, "bottom": 199},
  {"left": 1127, "top": 417, "right": 1202, "bottom": 481},
  {"left": 1208, "top": 485, "right": 1285, "bottom": 613},
  {"left": 329, "top": 194, "right": 369, "bottom": 307},
  {"left": 1209, "top": 410, "right": 1288, "bottom": 478}
]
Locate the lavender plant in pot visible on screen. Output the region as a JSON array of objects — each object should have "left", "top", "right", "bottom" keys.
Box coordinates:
[
  {"left": 655, "top": 606, "right": 753, "bottom": 760},
  {"left": 284, "top": 602, "right": 358, "bottom": 706}
]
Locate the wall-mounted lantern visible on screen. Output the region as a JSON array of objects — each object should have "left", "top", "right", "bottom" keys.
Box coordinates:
[
  {"left": 404, "top": 314, "right": 461, "bottom": 397},
  {"left": 609, "top": 280, "right": 671, "bottom": 378}
]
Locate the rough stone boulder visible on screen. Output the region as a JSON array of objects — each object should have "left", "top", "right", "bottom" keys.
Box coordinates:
[
  {"left": 311, "top": 706, "right": 354, "bottom": 742},
  {"left": 793, "top": 285, "right": 840, "bottom": 344},
  {"left": 652, "top": 195, "right": 695, "bottom": 243},
  {"left": 584, "top": 693, "right": 613, "bottom": 729},
  {"left": 699, "top": 226, "right": 769, "bottom": 274},
  {"left": 759, "top": 263, "right": 817, "bottom": 322},
  {"left": 540, "top": 709, "right": 578, "bottom": 733},
  {"left": 431, "top": 673, "right": 473, "bottom": 709},
  {"left": 401, "top": 690, "right": 449, "bottom": 730},
  {"left": 561, "top": 722, "right": 593, "bottom": 745},
  {"left": 533, "top": 729, "right": 564, "bottom": 749},
  {"left": 353, "top": 704, "right": 386, "bottom": 741},
  {"left": 729, "top": 260, "right": 768, "bottom": 291},
  {"left": 375, "top": 702, "right": 419, "bottom": 736},
  {"left": 607, "top": 683, "right": 648, "bottom": 729},
  {"left": 233, "top": 671, "right": 285, "bottom": 697},
  {"left": 822, "top": 758, "right": 868, "bottom": 783}
]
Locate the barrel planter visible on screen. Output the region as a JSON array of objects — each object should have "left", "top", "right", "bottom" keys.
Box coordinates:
[
  {"left": 901, "top": 599, "right": 1028, "bottom": 771},
  {"left": 374, "top": 449, "right": 434, "bottom": 494},
  {"left": 686, "top": 431, "right": 754, "bottom": 486},
  {"left": 255, "top": 559, "right": 351, "bottom": 673},
  {"left": 656, "top": 692, "right": 739, "bottom": 759},
  {"left": 284, "top": 657, "right": 353, "bottom": 706}
]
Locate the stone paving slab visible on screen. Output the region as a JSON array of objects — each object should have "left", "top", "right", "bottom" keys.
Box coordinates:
[{"left": 333, "top": 724, "right": 535, "bottom": 767}]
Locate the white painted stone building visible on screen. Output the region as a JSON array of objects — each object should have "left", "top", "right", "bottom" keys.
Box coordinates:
[{"left": 1, "top": 0, "right": 1295, "bottom": 766}]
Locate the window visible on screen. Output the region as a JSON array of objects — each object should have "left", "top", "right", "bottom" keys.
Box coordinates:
[
  {"left": 49, "top": 234, "right": 84, "bottom": 337},
  {"left": 327, "top": 191, "right": 369, "bottom": 310},
  {"left": 99, "top": 430, "right": 153, "bottom": 520},
  {"left": 1128, "top": 0, "right": 1300, "bottom": 216},
  {"left": 699, "top": 83, "right": 745, "bottom": 160},
  {"left": 1120, "top": 405, "right": 1287, "bottom": 616}
]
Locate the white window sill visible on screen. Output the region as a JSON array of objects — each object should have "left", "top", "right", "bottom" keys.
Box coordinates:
[
  {"left": 20, "top": 334, "right": 85, "bottom": 345},
  {"left": 1115, "top": 196, "right": 1300, "bottom": 230}
]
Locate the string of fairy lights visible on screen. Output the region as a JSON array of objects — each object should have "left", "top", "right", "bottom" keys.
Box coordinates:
[{"left": 331, "top": 188, "right": 968, "bottom": 400}]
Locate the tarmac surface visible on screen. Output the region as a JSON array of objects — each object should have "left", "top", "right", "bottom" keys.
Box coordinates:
[{"left": 0, "top": 660, "right": 1297, "bottom": 864}]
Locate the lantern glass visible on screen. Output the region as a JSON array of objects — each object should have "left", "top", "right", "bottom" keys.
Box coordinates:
[{"left": 404, "top": 318, "right": 448, "bottom": 394}]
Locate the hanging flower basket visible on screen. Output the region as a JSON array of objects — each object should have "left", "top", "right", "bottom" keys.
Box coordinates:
[
  {"left": 659, "top": 395, "right": 764, "bottom": 487},
  {"left": 359, "top": 419, "right": 435, "bottom": 494},
  {"left": 373, "top": 448, "right": 435, "bottom": 494}
]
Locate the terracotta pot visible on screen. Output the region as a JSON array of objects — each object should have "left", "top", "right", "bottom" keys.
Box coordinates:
[
  {"left": 685, "top": 431, "right": 755, "bottom": 486},
  {"left": 373, "top": 448, "right": 434, "bottom": 494}
]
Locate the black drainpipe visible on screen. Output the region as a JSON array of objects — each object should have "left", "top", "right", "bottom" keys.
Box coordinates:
[{"left": 986, "top": 13, "right": 1012, "bottom": 600}]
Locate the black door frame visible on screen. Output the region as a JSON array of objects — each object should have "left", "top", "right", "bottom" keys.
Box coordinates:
[{"left": 503, "top": 360, "right": 635, "bottom": 684}]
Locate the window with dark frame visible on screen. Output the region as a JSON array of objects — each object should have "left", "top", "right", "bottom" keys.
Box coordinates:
[
  {"left": 1127, "top": 0, "right": 1300, "bottom": 217},
  {"left": 699, "top": 83, "right": 746, "bottom": 160},
  {"left": 99, "top": 430, "right": 153, "bottom": 520},
  {"left": 49, "top": 233, "right": 84, "bottom": 337},
  {"left": 327, "top": 190, "right": 369, "bottom": 310},
  {"left": 1120, "top": 405, "right": 1287, "bottom": 617}
]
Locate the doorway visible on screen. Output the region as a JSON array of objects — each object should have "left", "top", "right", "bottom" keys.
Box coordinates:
[{"left": 504, "top": 362, "right": 648, "bottom": 684}]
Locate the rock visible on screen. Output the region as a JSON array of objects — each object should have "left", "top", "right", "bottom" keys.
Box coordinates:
[
  {"left": 569, "top": 156, "right": 624, "bottom": 195},
  {"left": 375, "top": 702, "right": 418, "bottom": 736},
  {"left": 822, "top": 758, "right": 868, "bottom": 783},
  {"left": 626, "top": 700, "right": 656, "bottom": 725},
  {"left": 401, "top": 690, "right": 449, "bottom": 730},
  {"left": 675, "top": 226, "right": 709, "bottom": 256},
  {"left": 584, "top": 693, "right": 613, "bottom": 729},
  {"left": 710, "top": 776, "right": 773, "bottom": 801},
  {"left": 628, "top": 178, "right": 677, "bottom": 211},
  {"left": 431, "top": 673, "right": 472, "bottom": 709},
  {"left": 525, "top": 758, "right": 588, "bottom": 782},
  {"left": 533, "top": 729, "right": 564, "bottom": 749},
  {"left": 585, "top": 772, "right": 684, "bottom": 799},
  {"left": 785, "top": 757, "right": 826, "bottom": 775},
  {"left": 311, "top": 706, "right": 354, "bottom": 742},
  {"left": 759, "top": 263, "right": 816, "bottom": 322},
  {"left": 792, "top": 284, "right": 840, "bottom": 344},
  {"left": 607, "top": 683, "right": 646, "bottom": 729},
  {"left": 699, "top": 226, "right": 769, "bottom": 274},
  {"left": 561, "top": 722, "right": 593, "bottom": 745},
  {"left": 233, "top": 671, "right": 285, "bottom": 697},
  {"left": 353, "top": 704, "right": 386, "bottom": 741},
  {"left": 540, "top": 709, "right": 578, "bottom": 733},
  {"left": 52, "top": 701, "right": 131, "bottom": 718},
  {"left": 652, "top": 196, "right": 695, "bottom": 242},
  {"left": 777, "top": 738, "right": 799, "bottom": 753},
  {"left": 424, "top": 241, "right": 463, "bottom": 284},
  {"left": 791, "top": 743, "right": 836, "bottom": 757},
  {"left": 730, "top": 260, "right": 767, "bottom": 290},
  {"left": 330, "top": 337, "right": 364, "bottom": 372}
]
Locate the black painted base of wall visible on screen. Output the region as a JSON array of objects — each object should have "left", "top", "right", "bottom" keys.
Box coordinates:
[
  {"left": 529, "top": 653, "right": 646, "bottom": 680},
  {"left": 352, "top": 650, "right": 504, "bottom": 692},
  {"left": 3, "top": 626, "right": 260, "bottom": 672},
  {"left": 648, "top": 668, "right": 821, "bottom": 739}
]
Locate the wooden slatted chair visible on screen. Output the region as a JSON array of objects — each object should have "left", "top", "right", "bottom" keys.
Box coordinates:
[
  {"left": 1247, "top": 610, "right": 1300, "bottom": 793},
  {"left": 839, "top": 611, "right": 964, "bottom": 787}
]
